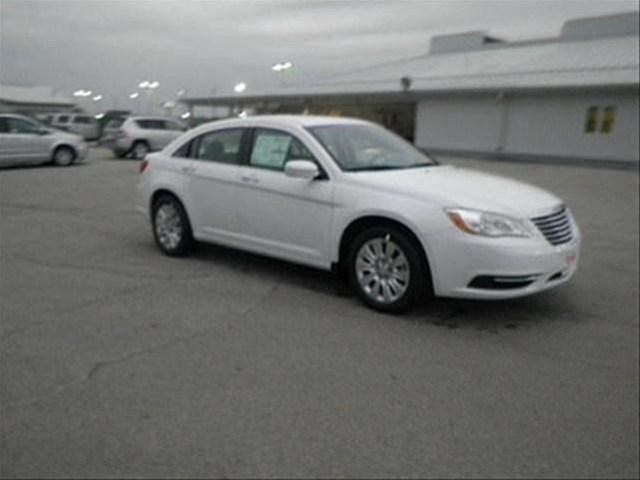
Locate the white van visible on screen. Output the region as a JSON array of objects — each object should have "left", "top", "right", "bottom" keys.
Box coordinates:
[{"left": 51, "top": 113, "right": 99, "bottom": 140}]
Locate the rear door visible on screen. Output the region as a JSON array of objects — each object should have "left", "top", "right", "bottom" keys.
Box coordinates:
[
  {"left": 135, "top": 119, "right": 166, "bottom": 150},
  {"left": 183, "top": 128, "right": 249, "bottom": 242},
  {"left": 72, "top": 115, "right": 98, "bottom": 140}
]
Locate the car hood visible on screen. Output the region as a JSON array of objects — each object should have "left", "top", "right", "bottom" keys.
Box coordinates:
[{"left": 345, "top": 165, "right": 563, "bottom": 217}]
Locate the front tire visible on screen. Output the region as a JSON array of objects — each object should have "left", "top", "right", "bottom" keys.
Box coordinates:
[
  {"left": 52, "top": 146, "right": 76, "bottom": 166},
  {"left": 348, "top": 226, "right": 427, "bottom": 313},
  {"left": 151, "top": 194, "right": 193, "bottom": 256}
]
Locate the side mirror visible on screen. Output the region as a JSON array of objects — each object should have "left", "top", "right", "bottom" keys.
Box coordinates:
[{"left": 284, "top": 159, "right": 319, "bottom": 180}]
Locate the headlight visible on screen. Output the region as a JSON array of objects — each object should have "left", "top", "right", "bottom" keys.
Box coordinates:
[{"left": 445, "top": 208, "right": 531, "bottom": 237}]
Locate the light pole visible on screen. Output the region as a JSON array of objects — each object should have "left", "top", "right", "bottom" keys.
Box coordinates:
[
  {"left": 139, "top": 80, "right": 160, "bottom": 115},
  {"left": 129, "top": 92, "right": 140, "bottom": 114},
  {"left": 73, "top": 89, "right": 93, "bottom": 112},
  {"left": 272, "top": 61, "right": 293, "bottom": 88}
]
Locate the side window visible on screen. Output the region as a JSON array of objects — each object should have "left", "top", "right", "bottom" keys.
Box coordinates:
[
  {"left": 0, "top": 118, "right": 9, "bottom": 133},
  {"left": 287, "top": 137, "right": 315, "bottom": 162},
  {"left": 136, "top": 120, "right": 163, "bottom": 129},
  {"left": 173, "top": 140, "right": 192, "bottom": 158},
  {"left": 249, "top": 129, "right": 296, "bottom": 170},
  {"left": 57, "top": 115, "right": 70, "bottom": 124},
  {"left": 7, "top": 118, "right": 41, "bottom": 134},
  {"left": 194, "top": 129, "right": 243, "bottom": 164},
  {"left": 73, "top": 116, "right": 93, "bottom": 124}
]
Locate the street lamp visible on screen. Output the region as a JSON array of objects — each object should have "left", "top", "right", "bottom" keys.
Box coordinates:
[
  {"left": 129, "top": 92, "right": 139, "bottom": 99},
  {"left": 234, "top": 82, "right": 247, "bottom": 93},
  {"left": 73, "top": 89, "right": 92, "bottom": 97},
  {"left": 272, "top": 61, "right": 293, "bottom": 72},
  {"left": 92, "top": 94, "right": 103, "bottom": 102}
]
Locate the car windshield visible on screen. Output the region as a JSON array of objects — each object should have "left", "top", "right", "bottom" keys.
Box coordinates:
[{"left": 307, "top": 123, "right": 436, "bottom": 172}]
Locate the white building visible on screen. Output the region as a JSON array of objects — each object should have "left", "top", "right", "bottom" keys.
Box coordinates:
[
  {"left": 182, "top": 12, "right": 639, "bottom": 164},
  {"left": 0, "top": 84, "right": 77, "bottom": 115}
]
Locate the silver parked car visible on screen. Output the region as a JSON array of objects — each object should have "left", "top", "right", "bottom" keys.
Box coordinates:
[
  {"left": 0, "top": 114, "right": 88, "bottom": 167},
  {"left": 100, "top": 117, "right": 126, "bottom": 145},
  {"left": 110, "top": 116, "right": 186, "bottom": 159},
  {"left": 50, "top": 113, "right": 100, "bottom": 140}
]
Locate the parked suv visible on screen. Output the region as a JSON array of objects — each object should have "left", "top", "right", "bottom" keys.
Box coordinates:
[
  {"left": 0, "top": 114, "right": 88, "bottom": 167},
  {"left": 111, "top": 116, "right": 186, "bottom": 159},
  {"left": 50, "top": 113, "right": 99, "bottom": 140}
]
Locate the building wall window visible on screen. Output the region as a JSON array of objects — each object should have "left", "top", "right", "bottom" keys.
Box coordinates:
[
  {"left": 584, "top": 105, "right": 617, "bottom": 135},
  {"left": 585, "top": 106, "right": 599, "bottom": 133},
  {"left": 601, "top": 106, "right": 616, "bottom": 134}
]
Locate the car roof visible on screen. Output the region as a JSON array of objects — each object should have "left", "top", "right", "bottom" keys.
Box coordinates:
[
  {"left": 201, "top": 114, "right": 371, "bottom": 130},
  {"left": 128, "top": 116, "right": 178, "bottom": 121},
  {"left": 0, "top": 113, "right": 37, "bottom": 121}
]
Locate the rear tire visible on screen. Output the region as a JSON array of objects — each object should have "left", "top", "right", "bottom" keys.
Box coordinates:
[
  {"left": 131, "top": 141, "right": 150, "bottom": 160},
  {"left": 151, "top": 194, "right": 193, "bottom": 256},
  {"left": 52, "top": 146, "right": 76, "bottom": 166},
  {"left": 347, "top": 226, "right": 427, "bottom": 313}
]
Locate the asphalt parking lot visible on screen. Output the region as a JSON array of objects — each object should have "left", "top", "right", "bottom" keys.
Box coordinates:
[{"left": 1, "top": 148, "right": 638, "bottom": 478}]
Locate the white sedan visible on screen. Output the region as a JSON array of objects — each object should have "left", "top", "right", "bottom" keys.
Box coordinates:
[{"left": 136, "top": 115, "right": 580, "bottom": 312}]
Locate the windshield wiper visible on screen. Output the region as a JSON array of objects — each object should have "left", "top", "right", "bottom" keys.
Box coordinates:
[
  {"left": 347, "top": 165, "right": 405, "bottom": 172},
  {"left": 401, "top": 163, "right": 439, "bottom": 169}
]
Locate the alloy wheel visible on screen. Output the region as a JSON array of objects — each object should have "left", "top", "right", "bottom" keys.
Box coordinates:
[{"left": 355, "top": 235, "right": 410, "bottom": 304}]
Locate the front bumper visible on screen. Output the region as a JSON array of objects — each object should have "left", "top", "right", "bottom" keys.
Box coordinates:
[{"left": 425, "top": 227, "right": 581, "bottom": 300}]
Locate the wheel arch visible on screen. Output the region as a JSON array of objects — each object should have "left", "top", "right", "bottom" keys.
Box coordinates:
[
  {"left": 336, "top": 215, "right": 434, "bottom": 294},
  {"left": 150, "top": 188, "right": 187, "bottom": 214},
  {"left": 50, "top": 143, "right": 78, "bottom": 162},
  {"left": 132, "top": 138, "right": 150, "bottom": 147}
]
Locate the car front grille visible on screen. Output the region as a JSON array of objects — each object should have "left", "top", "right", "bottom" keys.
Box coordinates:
[{"left": 531, "top": 207, "right": 574, "bottom": 246}]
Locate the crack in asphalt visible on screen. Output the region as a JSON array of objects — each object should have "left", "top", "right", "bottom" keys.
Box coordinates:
[{"left": 0, "top": 281, "right": 282, "bottom": 413}]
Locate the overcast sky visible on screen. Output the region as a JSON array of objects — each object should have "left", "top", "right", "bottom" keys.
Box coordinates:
[{"left": 1, "top": 0, "right": 638, "bottom": 111}]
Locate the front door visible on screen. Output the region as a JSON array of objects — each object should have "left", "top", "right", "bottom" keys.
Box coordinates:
[
  {"left": 0, "top": 117, "right": 50, "bottom": 165},
  {"left": 236, "top": 128, "right": 334, "bottom": 269}
]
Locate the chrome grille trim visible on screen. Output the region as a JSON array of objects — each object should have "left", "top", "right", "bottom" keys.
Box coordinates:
[{"left": 531, "top": 207, "right": 574, "bottom": 246}]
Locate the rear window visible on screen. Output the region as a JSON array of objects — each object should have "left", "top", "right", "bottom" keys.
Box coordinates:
[
  {"left": 73, "top": 116, "right": 94, "bottom": 124},
  {"left": 56, "top": 115, "right": 70, "bottom": 123},
  {"left": 164, "top": 121, "right": 185, "bottom": 131},
  {"left": 106, "top": 118, "right": 124, "bottom": 128}
]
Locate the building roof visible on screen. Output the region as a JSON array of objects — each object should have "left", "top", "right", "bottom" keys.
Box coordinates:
[
  {"left": 0, "top": 84, "right": 75, "bottom": 106},
  {"left": 183, "top": 11, "right": 639, "bottom": 107}
]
